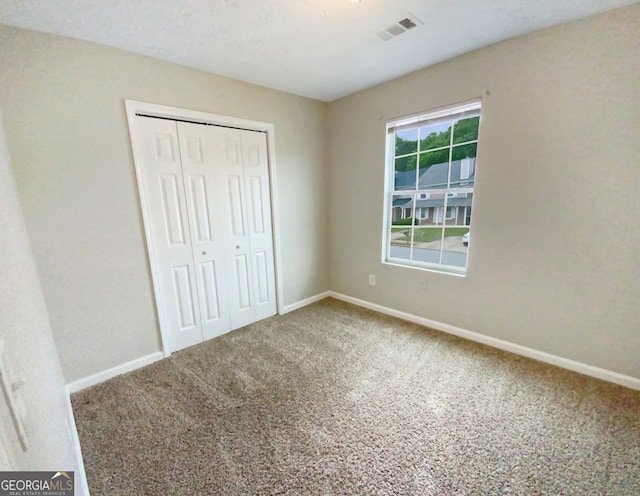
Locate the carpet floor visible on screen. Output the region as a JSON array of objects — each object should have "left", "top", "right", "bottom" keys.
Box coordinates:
[{"left": 72, "top": 298, "right": 640, "bottom": 495}]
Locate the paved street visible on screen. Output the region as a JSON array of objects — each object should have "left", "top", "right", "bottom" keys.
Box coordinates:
[
  {"left": 390, "top": 246, "right": 467, "bottom": 267},
  {"left": 390, "top": 233, "right": 468, "bottom": 267}
]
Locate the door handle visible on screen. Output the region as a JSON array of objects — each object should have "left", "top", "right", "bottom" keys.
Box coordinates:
[
  {"left": 202, "top": 251, "right": 207, "bottom": 255},
  {"left": 235, "top": 245, "right": 240, "bottom": 249}
]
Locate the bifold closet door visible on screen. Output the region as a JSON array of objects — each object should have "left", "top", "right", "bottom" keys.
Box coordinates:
[
  {"left": 132, "top": 114, "right": 277, "bottom": 353},
  {"left": 175, "top": 122, "right": 233, "bottom": 341},
  {"left": 238, "top": 129, "right": 277, "bottom": 322},
  {"left": 176, "top": 122, "right": 277, "bottom": 331},
  {"left": 134, "top": 116, "right": 204, "bottom": 352}
]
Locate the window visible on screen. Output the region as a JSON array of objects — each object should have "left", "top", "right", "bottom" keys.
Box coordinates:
[
  {"left": 415, "top": 207, "right": 428, "bottom": 220},
  {"left": 384, "top": 99, "right": 481, "bottom": 275},
  {"left": 446, "top": 206, "right": 454, "bottom": 219}
]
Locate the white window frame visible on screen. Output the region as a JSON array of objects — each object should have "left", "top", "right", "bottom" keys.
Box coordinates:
[{"left": 381, "top": 99, "right": 481, "bottom": 276}]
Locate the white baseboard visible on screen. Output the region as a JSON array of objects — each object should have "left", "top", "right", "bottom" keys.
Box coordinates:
[
  {"left": 281, "top": 291, "right": 331, "bottom": 314},
  {"left": 65, "top": 352, "right": 164, "bottom": 394},
  {"left": 327, "top": 291, "right": 640, "bottom": 391},
  {"left": 64, "top": 390, "right": 91, "bottom": 496}
]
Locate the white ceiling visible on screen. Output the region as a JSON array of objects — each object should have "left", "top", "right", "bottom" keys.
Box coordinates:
[{"left": 0, "top": 0, "right": 637, "bottom": 101}]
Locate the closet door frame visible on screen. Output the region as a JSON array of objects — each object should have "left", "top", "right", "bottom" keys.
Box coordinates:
[{"left": 125, "top": 100, "right": 284, "bottom": 357}]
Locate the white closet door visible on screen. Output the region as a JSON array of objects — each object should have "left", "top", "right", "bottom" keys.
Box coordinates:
[
  {"left": 176, "top": 122, "right": 232, "bottom": 340},
  {"left": 179, "top": 125, "right": 276, "bottom": 330},
  {"left": 131, "top": 113, "right": 278, "bottom": 353},
  {"left": 207, "top": 126, "right": 258, "bottom": 329},
  {"left": 133, "top": 116, "right": 203, "bottom": 352},
  {"left": 241, "top": 130, "right": 277, "bottom": 321}
]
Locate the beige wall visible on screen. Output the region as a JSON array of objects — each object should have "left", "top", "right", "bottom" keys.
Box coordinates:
[
  {"left": 0, "top": 26, "right": 328, "bottom": 383},
  {"left": 0, "top": 114, "right": 82, "bottom": 481},
  {"left": 327, "top": 5, "right": 640, "bottom": 378}
]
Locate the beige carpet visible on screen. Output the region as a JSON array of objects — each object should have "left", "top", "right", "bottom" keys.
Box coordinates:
[{"left": 72, "top": 298, "right": 640, "bottom": 495}]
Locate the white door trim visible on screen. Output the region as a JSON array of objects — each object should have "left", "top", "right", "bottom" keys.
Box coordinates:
[{"left": 124, "top": 100, "right": 284, "bottom": 357}]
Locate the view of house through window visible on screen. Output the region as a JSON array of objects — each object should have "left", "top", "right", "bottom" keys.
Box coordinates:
[{"left": 384, "top": 100, "right": 481, "bottom": 274}]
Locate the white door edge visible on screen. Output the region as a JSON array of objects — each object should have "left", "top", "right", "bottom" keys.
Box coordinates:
[{"left": 124, "top": 100, "right": 285, "bottom": 356}]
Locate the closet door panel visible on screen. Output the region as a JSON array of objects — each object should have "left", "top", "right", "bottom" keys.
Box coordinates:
[
  {"left": 241, "top": 130, "right": 277, "bottom": 320},
  {"left": 177, "top": 122, "right": 232, "bottom": 339},
  {"left": 188, "top": 175, "right": 212, "bottom": 243},
  {"left": 133, "top": 117, "right": 203, "bottom": 352},
  {"left": 216, "top": 130, "right": 256, "bottom": 329},
  {"left": 226, "top": 175, "right": 246, "bottom": 237},
  {"left": 199, "top": 261, "right": 221, "bottom": 321},
  {"left": 172, "top": 265, "right": 198, "bottom": 329}
]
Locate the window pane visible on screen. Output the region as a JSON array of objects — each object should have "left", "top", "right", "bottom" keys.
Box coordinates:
[
  {"left": 395, "top": 128, "right": 418, "bottom": 156},
  {"left": 415, "top": 206, "right": 429, "bottom": 222},
  {"left": 389, "top": 227, "right": 412, "bottom": 261},
  {"left": 394, "top": 156, "right": 417, "bottom": 191},
  {"left": 450, "top": 144, "right": 477, "bottom": 188},
  {"left": 448, "top": 192, "right": 473, "bottom": 226},
  {"left": 411, "top": 227, "right": 442, "bottom": 264},
  {"left": 440, "top": 225, "right": 469, "bottom": 268},
  {"left": 419, "top": 121, "right": 451, "bottom": 152},
  {"left": 451, "top": 142, "right": 477, "bottom": 161},
  {"left": 452, "top": 116, "right": 480, "bottom": 145},
  {"left": 415, "top": 195, "right": 432, "bottom": 224},
  {"left": 391, "top": 195, "right": 415, "bottom": 226},
  {"left": 418, "top": 149, "right": 450, "bottom": 189},
  {"left": 416, "top": 195, "right": 445, "bottom": 225}
]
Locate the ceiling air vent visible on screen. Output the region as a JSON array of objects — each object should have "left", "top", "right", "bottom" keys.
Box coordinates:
[{"left": 375, "top": 14, "right": 422, "bottom": 42}]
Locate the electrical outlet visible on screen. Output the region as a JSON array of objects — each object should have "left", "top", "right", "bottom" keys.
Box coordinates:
[{"left": 368, "top": 274, "right": 376, "bottom": 286}]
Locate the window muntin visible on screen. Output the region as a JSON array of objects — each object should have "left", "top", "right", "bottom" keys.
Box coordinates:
[{"left": 385, "top": 100, "right": 481, "bottom": 274}]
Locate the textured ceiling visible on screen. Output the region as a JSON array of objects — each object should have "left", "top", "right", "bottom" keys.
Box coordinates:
[{"left": 0, "top": 0, "right": 637, "bottom": 101}]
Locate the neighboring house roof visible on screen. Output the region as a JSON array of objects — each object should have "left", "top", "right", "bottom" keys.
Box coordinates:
[
  {"left": 394, "top": 158, "right": 475, "bottom": 191},
  {"left": 392, "top": 197, "right": 414, "bottom": 207},
  {"left": 417, "top": 197, "right": 473, "bottom": 208},
  {"left": 392, "top": 197, "right": 473, "bottom": 208}
]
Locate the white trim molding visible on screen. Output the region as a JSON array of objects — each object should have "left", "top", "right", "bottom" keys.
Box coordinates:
[
  {"left": 63, "top": 391, "right": 91, "bottom": 496},
  {"left": 327, "top": 291, "right": 640, "bottom": 391},
  {"left": 281, "top": 291, "right": 331, "bottom": 314},
  {"left": 66, "top": 352, "right": 164, "bottom": 394}
]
